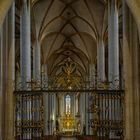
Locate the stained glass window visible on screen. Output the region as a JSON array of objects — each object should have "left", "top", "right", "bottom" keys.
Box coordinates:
[{"left": 66, "top": 95, "right": 71, "bottom": 115}]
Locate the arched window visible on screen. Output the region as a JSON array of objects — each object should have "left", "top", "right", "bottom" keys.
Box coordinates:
[{"left": 65, "top": 95, "right": 71, "bottom": 115}]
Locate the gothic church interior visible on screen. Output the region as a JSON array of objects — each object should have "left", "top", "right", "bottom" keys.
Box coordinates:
[{"left": 0, "top": 0, "right": 140, "bottom": 140}]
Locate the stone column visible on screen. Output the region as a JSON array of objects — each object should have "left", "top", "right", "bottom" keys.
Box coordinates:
[
  {"left": 42, "top": 64, "right": 49, "bottom": 135},
  {"left": 97, "top": 38, "right": 106, "bottom": 82},
  {"left": 49, "top": 94, "right": 52, "bottom": 135},
  {"left": 89, "top": 65, "right": 95, "bottom": 135},
  {"left": 44, "top": 93, "right": 49, "bottom": 135},
  {"left": 50, "top": 94, "right": 53, "bottom": 135},
  {"left": 108, "top": 0, "right": 119, "bottom": 87},
  {"left": 0, "top": 16, "right": 9, "bottom": 139},
  {"left": 33, "top": 40, "right": 41, "bottom": 81},
  {"left": 89, "top": 64, "right": 96, "bottom": 88},
  {"left": 6, "top": 2, "right": 15, "bottom": 140},
  {"left": 83, "top": 93, "right": 86, "bottom": 134},
  {"left": 80, "top": 93, "right": 85, "bottom": 134},
  {"left": 0, "top": 24, "right": 3, "bottom": 140},
  {"left": 2, "top": 14, "right": 8, "bottom": 140},
  {"left": 33, "top": 40, "right": 41, "bottom": 137},
  {"left": 132, "top": 17, "right": 140, "bottom": 140},
  {"left": 20, "top": 0, "right": 31, "bottom": 88},
  {"left": 85, "top": 92, "right": 89, "bottom": 135},
  {"left": 76, "top": 96, "right": 78, "bottom": 114},
  {"left": 73, "top": 94, "right": 76, "bottom": 130},
  {"left": 89, "top": 96, "right": 93, "bottom": 135},
  {"left": 123, "top": 1, "right": 134, "bottom": 140},
  {"left": 20, "top": 1, "right": 31, "bottom": 138},
  {"left": 80, "top": 94, "right": 82, "bottom": 129},
  {"left": 60, "top": 95, "right": 64, "bottom": 131},
  {"left": 52, "top": 93, "right": 56, "bottom": 133},
  {"left": 60, "top": 95, "right": 64, "bottom": 117},
  {"left": 51, "top": 94, "right": 53, "bottom": 134}
]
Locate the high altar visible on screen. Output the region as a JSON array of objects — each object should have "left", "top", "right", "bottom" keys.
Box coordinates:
[{"left": 60, "top": 114, "right": 79, "bottom": 135}]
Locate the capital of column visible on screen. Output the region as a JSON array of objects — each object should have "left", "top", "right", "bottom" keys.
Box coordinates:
[{"left": 108, "top": 0, "right": 119, "bottom": 10}]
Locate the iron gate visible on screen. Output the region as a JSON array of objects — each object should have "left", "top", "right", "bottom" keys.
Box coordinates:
[
  {"left": 88, "top": 90, "right": 124, "bottom": 138},
  {"left": 15, "top": 92, "right": 44, "bottom": 139},
  {"left": 14, "top": 89, "right": 124, "bottom": 139}
]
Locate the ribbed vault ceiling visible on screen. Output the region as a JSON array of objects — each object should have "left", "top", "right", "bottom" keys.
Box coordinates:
[
  {"left": 16, "top": 0, "right": 108, "bottom": 78},
  {"left": 31, "top": 0, "right": 108, "bottom": 76}
]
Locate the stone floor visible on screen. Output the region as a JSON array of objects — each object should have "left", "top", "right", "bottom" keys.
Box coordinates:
[{"left": 60, "top": 137, "right": 77, "bottom": 140}]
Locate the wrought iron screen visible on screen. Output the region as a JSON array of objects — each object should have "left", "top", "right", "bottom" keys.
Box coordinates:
[
  {"left": 14, "top": 92, "right": 44, "bottom": 139},
  {"left": 14, "top": 89, "right": 124, "bottom": 139},
  {"left": 88, "top": 90, "right": 124, "bottom": 138},
  {"left": 14, "top": 74, "right": 124, "bottom": 139}
]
